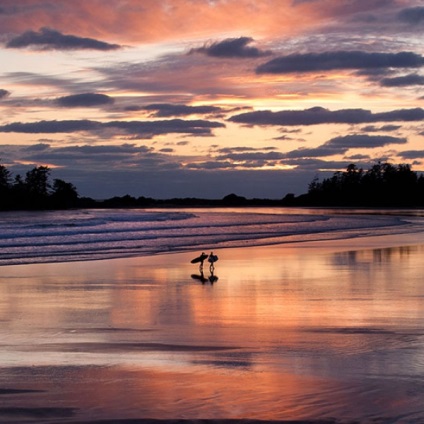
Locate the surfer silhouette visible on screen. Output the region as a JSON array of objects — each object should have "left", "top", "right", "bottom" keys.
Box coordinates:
[
  {"left": 190, "top": 251, "right": 219, "bottom": 284},
  {"left": 190, "top": 252, "right": 208, "bottom": 270}
]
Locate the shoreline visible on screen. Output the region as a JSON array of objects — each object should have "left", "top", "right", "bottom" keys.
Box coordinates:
[
  {"left": 3, "top": 226, "right": 424, "bottom": 270},
  {"left": 1, "top": 206, "right": 424, "bottom": 268}
]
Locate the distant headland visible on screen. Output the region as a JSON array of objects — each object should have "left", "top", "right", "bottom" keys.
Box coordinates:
[{"left": 1, "top": 161, "right": 424, "bottom": 210}]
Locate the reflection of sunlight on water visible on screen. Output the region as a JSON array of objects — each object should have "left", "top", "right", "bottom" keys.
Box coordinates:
[{"left": 2, "top": 242, "right": 424, "bottom": 421}]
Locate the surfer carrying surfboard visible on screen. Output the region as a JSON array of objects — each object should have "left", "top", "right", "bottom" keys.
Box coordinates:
[{"left": 190, "top": 252, "right": 208, "bottom": 270}]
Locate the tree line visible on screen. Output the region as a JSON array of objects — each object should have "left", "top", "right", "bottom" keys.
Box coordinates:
[
  {"left": 0, "top": 164, "right": 80, "bottom": 210},
  {"left": 2, "top": 161, "right": 424, "bottom": 210},
  {"left": 303, "top": 162, "right": 424, "bottom": 206}
]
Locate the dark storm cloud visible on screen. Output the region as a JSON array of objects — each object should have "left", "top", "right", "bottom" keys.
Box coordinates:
[
  {"left": 229, "top": 107, "right": 424, "bottom": 126},
  {"left": 0, "top": 119, "right": 225, "bottom": 138},
  {"left": 284, "top": 134, "right": 406, "bottom": 158},
  {"left": 256, "top": 51, "right": 424, "bottom": 74},
  {"left": 57, "top": 93, "right": 115, "bottom": 107},
  {"left": 6, "top": 27, "right": 121, "bottom": 51},
  {"left": 380, "top": 74, "right": 424, "bottom": 87},
  {"left": 0, "top": 89, "right": 10, "bottom": 99},
  {"left": 138, "top": 103, "right": 224, "bottom": 117},
  {"left": 192, "top": 37, "right": 271, "bottom": 58},
  {"left": 397, "top": 7, "right": 424, "bottom": 24}
]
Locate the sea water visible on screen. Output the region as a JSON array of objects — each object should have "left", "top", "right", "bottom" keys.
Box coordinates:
[
  {"left": 0, "top": 207, "right": 423, "bottom": 265},
  {"left": 2, "top": 208, "right": 424, "bottom": 422}
]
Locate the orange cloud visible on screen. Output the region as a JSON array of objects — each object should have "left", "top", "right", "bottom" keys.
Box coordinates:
[{"left": 0, "top": 0, "right": 333, "bottom": 45}]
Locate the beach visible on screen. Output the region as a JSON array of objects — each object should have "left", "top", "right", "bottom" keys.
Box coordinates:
[{"left": 1, "top": 223, "right": 424, "bottom": 423}]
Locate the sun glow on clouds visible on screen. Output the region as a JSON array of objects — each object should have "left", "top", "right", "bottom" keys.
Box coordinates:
[{"left": 0, "top": 0, "right": 424, "bottom": 198}]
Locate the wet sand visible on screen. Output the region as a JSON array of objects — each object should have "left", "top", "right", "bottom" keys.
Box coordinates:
[{"left": 1, "top": 233, "right": 424, "bottom": 423}]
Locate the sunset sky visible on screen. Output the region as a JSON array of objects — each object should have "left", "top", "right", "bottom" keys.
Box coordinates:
[{"left": 0, "top": 0, "right": 423, "bottom": 199}]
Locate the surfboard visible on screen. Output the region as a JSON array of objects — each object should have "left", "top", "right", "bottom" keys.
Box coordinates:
[{"left": 191, "top": 253, "right": 208, "bottom": 264}]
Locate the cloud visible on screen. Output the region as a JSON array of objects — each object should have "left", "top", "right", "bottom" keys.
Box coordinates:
[
  {"left": 185, "top": 160, "right": 236, "bottom": 170},
  {"left": 398, "top": 150, "right": 424, "bottom": 159},
  {"left": 217, "top": 146, "right": 277, "bottom": 154},
  {"left": 24, "top": 144, "right": 154, "bottom": 164},
  {"left": 326, "top": 134, "right": 407, "bottom": 148},
  {"left": 397, "top": 7, "right": 424, "bottom": 25},
  {"left": 104, "top": 119, "right": 225, "bottom": 138},
  {"left": 96, "top": 51, "right": 264, "bottom": 100},
  {"left": 0, "top": 120, "right": 100, "bottom": 134},
  {"left": 229, "top": 106, "right": 424, "bottom": 126},
  {"left": 23, "top": 143, "right": 51, "bottom": 152},
  {"left": 57, "top": 93, "right": 115, "bottom": 107},
  {"left": 0, "top": 119, "right": 225, "bottom": 138},
  {"left": 283, "top": 157, "right": 363, "bottom": 172},
  {"left": 284, "top": 134, "right": 407, "bottom": 158},
  {"left": 380, "top": 73, "right": 424, "bottom": 87},
  {"left": 217, "top": 151, "right": 285, "bottom": 162},
  {"left": 292, "top": 0, "right": 320, "bottom": 5},
  {"left": 256, "top": 51, "right": 424, "bottom": 74},
  {"left": 136, "top": 103, "right": 224, "bottom": 117},
  {"left": 345, "top": 154, "right": 371, "bottom": 160},
  {"left": 360, "top": 125, "right": 401, "bottom": 132},
  {"left": 0, "top": 89, "right": 10, "bottom": 99},
  {"left": 13, "top": 143, "right": 186, "bottom": 176},
  {"left": 6, "top": 27, "right": 121, "bottom": 51},
  {"left": 191, "top": 37, "right": 271, "bottom": 58}
]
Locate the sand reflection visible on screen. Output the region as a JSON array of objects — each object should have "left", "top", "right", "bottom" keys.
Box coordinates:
[{"left": 1, "top": 243, "right": 424, "bottom": 421}]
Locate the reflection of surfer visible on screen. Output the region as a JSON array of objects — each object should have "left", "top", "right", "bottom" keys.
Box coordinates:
[
  {"left": 191, "top": 269, "right": 218, "bottom": 285},
  {"left": 208, "top": 251, "right": 218, "bottom": 271},
  {"left": 208, "top": 269, "right": 218, "bottom": 284},
  {"left": 191, "top": 271, "right": 208, "bottom": 284}
]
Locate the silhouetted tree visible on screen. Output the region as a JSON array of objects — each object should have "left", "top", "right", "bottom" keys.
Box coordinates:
[
  {"left": 222, "top": 193, "right": 247, "bottom": 205},
  {"left": 0, "top": 163, "right": 11, "bottom": 190},
  {"left": 25, "top": 166, "right": 50, "bottom": 197},
  {"left": 50, "top": 179, "right": 79, "bottom": 208}
]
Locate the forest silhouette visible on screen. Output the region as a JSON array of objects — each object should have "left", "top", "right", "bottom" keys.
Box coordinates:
[
  {"left": 303, "top": 162, "right": 424, "bottom": 207},
  {"left": 0, "top": 164, "right": 80, "bottom": 210},
  {"left": 1, "top": 161, "right": 424, "bottom": 210}
]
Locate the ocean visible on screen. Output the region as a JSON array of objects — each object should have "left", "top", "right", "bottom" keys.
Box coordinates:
[
  {"left": 2, "top": 207, "right": 424, "bottom": 422},
  {"left": 0, "top": 207, "right": 423, "bottom": 266}
]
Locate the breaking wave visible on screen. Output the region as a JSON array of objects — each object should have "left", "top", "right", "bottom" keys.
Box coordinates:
[{"left": 0, "top": 207, "right": 423, "bottom": 266}]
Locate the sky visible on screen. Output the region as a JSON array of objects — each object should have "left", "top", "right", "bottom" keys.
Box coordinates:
[{"left": 0, "top": 0, "right": 423, "bottom": 199}]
